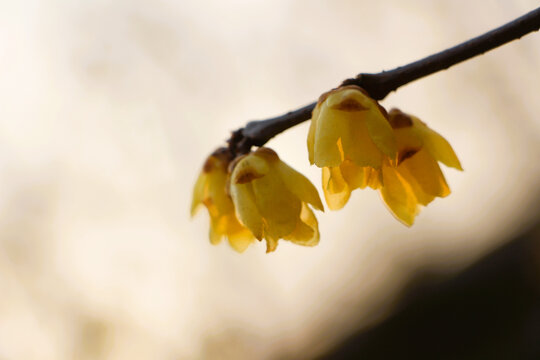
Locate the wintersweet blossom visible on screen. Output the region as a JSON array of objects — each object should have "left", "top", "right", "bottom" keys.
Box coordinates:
[
  {"left": 378, "top": 109, "right": 463, "bottom": 225},
  {"left": 307, "top": 85, "right": 396, "bottom": 209},
  {"left": 191, "top": 148, "right": 254, "bottom": 252},
  {"left": 229, "top": 147, "right": 324, "bottom": 253}
]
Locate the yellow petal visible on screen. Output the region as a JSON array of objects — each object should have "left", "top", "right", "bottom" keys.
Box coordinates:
[
  {"left": 396, "top": 168, "right": 435, "bottom": 206},
  {"left": 251, "top": 170, "right": 301, "bottom": 240},
  {"left": 227, "top": 228, "right": 255, "bottom": 253},
  {"left": 393, "top": 129, "right": 423, "bottom": 158},
  {"left": 284, "top": 203, "right": 319, "bottom": 247},
  {"left": 265, "top": 235, "right": 279, "bottom": 253},
  {"left": 277, "top": 161, "right": 324, "bottom": 211},
  {"left": 388, "top": 109, "right": 423, "bottom": 155},
  {"left": 365, "top": 167, "right": 382, "bottom": 189},
  {"left": 380, "top": 165, "right": 418, "bottom": 226},
  {"left": 209, "top": 217, "right": 223, "bottom": 245},
  {"left": 412, "top": 117, "right": 463, "bottom": 170},
  {"left": 313, "top": 102, "right": 349, "bottom": 167},
  {"left": 339, "top": 161, "right": 382, "bottom": 190},
  {"left": 326, "top": 166, "right": 346, "bottom": 193},
  {"left": 231, "top": 154, "right": 270, "bottom": 185},
  {"left": 319, "top": 87, "right": 383, "bottom": 167},
  {"left": 230, "top": 182, "right": 264, "bottom": 240},
  {"left": 399, "top": 149, "right": 450, "bottom": 199},
  {"left": 307, "top": 104, "right": 320, "bottom": 165},
  {"left": 284, "top": 220, "right": 313, "bottom": 245},
  {"left": 206, "top": 170, "right": 234, "bottom": 216},
  {"left": 339, "top": 111, "right": 384, "bottom": 168},
  {"left": 211, "top": 214, "right": 242, "bottom": 245},
  {"left": 190, "top": 172, "right": 206, "bottom": 217},
  {"left": 365, "top": 109, "right": 397, "bottom": 159},
  {"left": 322, "top": 167, "right": 351, "bottom": 210},
  {"left": 340, "top": 160, "right": 367, "bottom": 190}
]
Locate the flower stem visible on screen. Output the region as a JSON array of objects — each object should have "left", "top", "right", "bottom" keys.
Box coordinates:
[{"left": 229, "top": 6, "right": 540, "bottom": 155}]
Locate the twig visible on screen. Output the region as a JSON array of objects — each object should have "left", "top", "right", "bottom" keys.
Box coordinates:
[{"left": 228, "top": 7, "right": 540, "bottom": 155}]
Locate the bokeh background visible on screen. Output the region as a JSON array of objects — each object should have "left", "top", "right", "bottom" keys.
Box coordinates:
[{"left": 1, "top": 0, "right": 539, "bottom": 359}]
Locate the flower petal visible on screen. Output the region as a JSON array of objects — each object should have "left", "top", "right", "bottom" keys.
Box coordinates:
[
  {"left": 340, "top": 160, "right": 367, "bottom": 190},
  {"left": 209, "top": 217, "right": 223, "bottom": 245},
  {"left": 307, "top": 104, "right": 320, "bottom": 165},
  {"left": 206, "top": 170, "right": 234, "bottom": 216},
  {"left": 190, "top": 172, "right": 206, "bottom": 217},
  {"left": 322, "top": 167, "right": 351, "bottom": 210},
  {"left": 231, "top": 154, "right": 270, "bottom": 185},
  {"left": 365, "top": 167, "right": 382, "bottom": 189},
  {"left": 313, "top": 102, "right": 349, "bottom": 167},
  {"left": 227, "top": 227, "right": 255, "bottom": 253},
  {"left": 399, "top": 149, "right": 451, "bottom": 199},
  {"left": 339, "top": 111, "right": 385, "bottom": 168},
  {"left": 230, "top": 182, "right": 264, "bottom": 240},
  {"left": 252, "top": 171, "right": 301, "bottom": 240},
  {"left": 380, "top": 165, "right": 418, "bottom": 226},
  {"left": 224, "top": 213, "right": 255, "bottom": 252},
  {"left": 339, "top": 161, "right": 382, "bottom": 190},
  {"left": 265, "top": 235, "right": 279, "bottom": 253},
  {"left": 412, "top": 117, "right": 463, "bottom": 170},
  {"left": 284, "top": 203, "right": 319, "bottom": 246},
  {"left": 277, "top": 161, "right": 324, "bottom": 211},
  {"left": 396, "top": 169, "right": 435, "bottom": 206},
  {"left": 365, "top": 109, "right": 397, "bottom": 159}
]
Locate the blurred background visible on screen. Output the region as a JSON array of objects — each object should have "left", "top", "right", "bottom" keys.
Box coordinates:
[{"left": 1, "top": 0, "right": 539, "bottom": 359}]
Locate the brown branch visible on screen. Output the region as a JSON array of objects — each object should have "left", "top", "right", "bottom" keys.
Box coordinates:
[{"left": 228, "top": 7, "right": 540, "bottom": 155}]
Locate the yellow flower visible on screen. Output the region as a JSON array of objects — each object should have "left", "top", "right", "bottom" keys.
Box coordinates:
[
  {"left": 378, "top": 109, "right": 463, "bottom": 226},
  {"left": 191, "top": 148, "right": 255, "bottom": 252},
  {"left": 229, "top": 147, "right": 324, "bottom": 253},
  {"left": 307, "top": 85, "right": 396, "bottom": 209}
]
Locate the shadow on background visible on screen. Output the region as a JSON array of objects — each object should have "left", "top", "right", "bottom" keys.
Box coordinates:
[{"left": 318, "top": 219, "right": 540, "bottom": 360}]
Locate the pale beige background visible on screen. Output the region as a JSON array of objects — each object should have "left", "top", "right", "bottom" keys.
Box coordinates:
[{"left": 1, "top": 1, "right": 539, "bottom": 359}]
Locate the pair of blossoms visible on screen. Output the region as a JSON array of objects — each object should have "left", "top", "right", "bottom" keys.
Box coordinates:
[{"left": 192, "top": 85, "right": 462, "bottom": 253}]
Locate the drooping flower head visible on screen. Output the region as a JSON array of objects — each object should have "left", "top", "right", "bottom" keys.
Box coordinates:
[
  {"left": 307, "top": 85, "right": 397, "bottom": 209},
  {"left": 378, "top": 108, "right": 463, "bottom": 226},
  {"left": 229, "top": 147, "right": 324, "bottom": 253},
  {"left": 191, "top": 148, "right": 254, "bottom": 252},
  {"left": 306, "top": 84, "right": 462, "bottom": 225}
]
